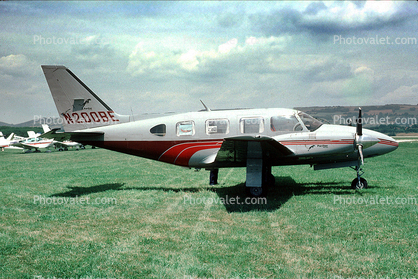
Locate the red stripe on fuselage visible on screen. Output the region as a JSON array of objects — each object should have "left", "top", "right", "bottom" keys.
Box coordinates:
[
  {"left": 174, "top": 142, "right": 223, "bottom": 166},
  {"left": 25, "top": 141, "right": 52, "bottom": 146},
  {"left": 378, "top": 138, "right": 399, "bottom": 147},
  {"left": 159, "top": 141, "right": 223, "bottom": 165},
  {"left": 280, "top": 139, "right": 354, "bottom": 146},
  {"left": 82, "top": 140, "right": 223, "bottom": 167}
]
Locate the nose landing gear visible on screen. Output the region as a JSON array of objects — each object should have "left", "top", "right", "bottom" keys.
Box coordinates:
[{"left": 351, "top": 166, "right": 368, "bottom": 189}]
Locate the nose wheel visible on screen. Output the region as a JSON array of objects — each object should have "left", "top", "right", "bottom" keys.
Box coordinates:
[{"left": 351, "top": 166, "right": 368, "bottom": 189}]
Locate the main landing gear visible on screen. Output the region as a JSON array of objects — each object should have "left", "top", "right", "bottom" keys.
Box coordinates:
[
  {"left": 209, "top": 169, "right": 219, "bottom": 185},
  {"left": 207, "top": 142, "right": 275, "bottom": 197},
  {"left": 245, "top": 141, "right": 274, "bottom": 197},
  {"left": 246, "top": 164, "right": 275, "bottom": 197}
]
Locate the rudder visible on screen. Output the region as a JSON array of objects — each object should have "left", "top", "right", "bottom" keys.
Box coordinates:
[{"left": 41, "top": 65, "right": 129, "bottom": 132}]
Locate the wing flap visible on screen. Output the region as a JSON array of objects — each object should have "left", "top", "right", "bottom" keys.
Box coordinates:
[{"left": 214, "top": 135, "right": 293, "bottom": 164}]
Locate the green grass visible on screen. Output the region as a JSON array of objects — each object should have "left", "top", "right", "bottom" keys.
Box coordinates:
[{"left": 1, "top": 143, "right": 417, "bottom": 279}]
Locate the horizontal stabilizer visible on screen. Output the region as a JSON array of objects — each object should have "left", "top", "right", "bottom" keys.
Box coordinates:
[{"left": 41, "top": 128, "right": 104, "bottom": 142}]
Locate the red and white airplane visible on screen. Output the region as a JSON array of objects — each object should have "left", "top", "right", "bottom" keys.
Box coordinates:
[
  {"left": 41, "top": 65, "right": 398, "bottom": 196},
  {"left": 0, "top": 132, "right": 15, "bottom": 151},
  {"left": 11, "top": 130, "right": 54, "bottom": 152}
]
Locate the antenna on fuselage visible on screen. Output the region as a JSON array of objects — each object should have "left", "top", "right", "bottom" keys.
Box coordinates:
[
  {"left": 130, "top": 107, "right": 135, "bottom": 121},
  {"left": 200, "top": 100, "right": 211, "bottom": 112}
]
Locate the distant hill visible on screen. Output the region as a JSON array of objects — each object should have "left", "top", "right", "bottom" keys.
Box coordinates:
[
  {"left": 295, "top": 104, "right": 418, "bottom": 136},
  {"left": 0, "top": 117, "right": 62, "bottom": 138},
  {"left": 0, "top": 126, "right": 44, "bottom": 138},
  {"left": 0, "top": 117, "right": 62, "bottom": 129},
  {"left": 295, "top": 104, "right": 418, "bottom": 125}
]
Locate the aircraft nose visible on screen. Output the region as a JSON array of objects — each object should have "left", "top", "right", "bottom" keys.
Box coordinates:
[
  {"left": 360, "top": 129, "right": 398, "bottom": 157},
  {"left": 375, "top": 133, "right": 398, "bottom": 153}
]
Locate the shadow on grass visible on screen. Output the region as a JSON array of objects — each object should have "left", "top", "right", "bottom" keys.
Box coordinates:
[
  {"left": 211, "top": 176, "right": 353, "bottom": 212},
  {"left": 49, "top": 177, "right": 359, "bottom": 212},
  {"left": 120, "top": 176, "right": 356, "bottom": 213},
  {"left": 50, "top": 183, "right": 125, "bottom": 197}
]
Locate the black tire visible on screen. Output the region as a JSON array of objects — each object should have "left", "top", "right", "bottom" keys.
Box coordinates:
[
  {"left": 351, "top": 177, "right": 368, "bottom": 189},
  {"left": 248, "top": 187, "right": 263, "bottom": 197}
]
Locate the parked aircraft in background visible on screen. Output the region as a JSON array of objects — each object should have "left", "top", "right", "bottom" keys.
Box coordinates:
[
  {"left": 27, "top": 131, "right": 40, "bottom": 138},
  {"left": 11, "top": 130, "right": 54, "bottom": 152},
  {"left": 0, "top": 132, "right": 16, "bottom": 151},
  {"left": 42, "top": 125, "right": 84, "bottom": 151},
  {"left": 41, "top": 65, "right": 398, "bottom": 196}
]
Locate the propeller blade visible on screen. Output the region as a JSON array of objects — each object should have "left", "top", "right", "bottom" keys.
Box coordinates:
[
  {"left": 358, "top": 144, "right": 364, "bottom": 165},
  {"left": 356, "top": 107, "right": 362, "bottom": 136}
]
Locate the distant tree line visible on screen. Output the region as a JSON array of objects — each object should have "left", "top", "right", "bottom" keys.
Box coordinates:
[
  {"left": 372, "top": 124, "right": 418, "bottom": 136},
  {"left": 0, "top": 126, "right": 43, "bottom": 138}
]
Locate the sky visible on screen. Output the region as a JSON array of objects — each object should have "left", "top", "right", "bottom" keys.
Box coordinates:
[{"left": 1, "top": 1, "right": 418, "bottom": 124}]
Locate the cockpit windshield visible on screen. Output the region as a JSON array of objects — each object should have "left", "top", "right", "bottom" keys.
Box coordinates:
[{"left": 298, "top": 112, "right": 323, "bottom": 132}]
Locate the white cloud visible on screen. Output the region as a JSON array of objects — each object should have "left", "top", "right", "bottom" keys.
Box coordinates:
[
  {"left": 178, "top": 49, "right": 200, "bottom": 71},
  {"left": 127, "top": 36, "right": 290, "bottom": 77},
  {"left": 0, "top": 54, "right": 37, "bottom": 77},
  {"left": 218, "top": 38, "right": 238, "bottom": 54},
  {"left": 321, "top": 1, "right": 396, "bottom": 26},
  {"left": 380, "top": 85, "right": 418, "bottom": 105},
  {"left": 1, "top": 1, "right": 418, "bottom": 124}
]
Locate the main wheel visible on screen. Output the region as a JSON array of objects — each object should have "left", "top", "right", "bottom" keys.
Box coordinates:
[
  {"left": 248, "top": 187, "right": 263, "bottom": 197},
  {"left": 351, "top": 177, "right": 368, "bottom": 189}
]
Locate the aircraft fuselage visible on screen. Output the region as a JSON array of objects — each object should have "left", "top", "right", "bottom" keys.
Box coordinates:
[{"left": 76, "top": 108, "right": 398, "bottom": 169}]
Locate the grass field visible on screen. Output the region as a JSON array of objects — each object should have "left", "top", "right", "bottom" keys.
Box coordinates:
[{"left": 1, "top": 142, "right": 417, "bottom": 279}]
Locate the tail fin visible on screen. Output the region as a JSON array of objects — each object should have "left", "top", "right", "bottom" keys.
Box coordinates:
[
  {"left": 42, "top": 124, "right": 51, "bottom": 133},
  {"left": 6, "top": 133, "right": 14, "bottom": 141},
  {"left": 27, "top": 131, "right": 38, "bottom": 138},
  {"left": 41, "top": 65, "right": 129, "bottom": 132}
]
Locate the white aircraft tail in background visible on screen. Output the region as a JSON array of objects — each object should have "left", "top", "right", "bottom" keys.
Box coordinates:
[{"left": 42, "top": 124, "right": 84, "bottom": 151}]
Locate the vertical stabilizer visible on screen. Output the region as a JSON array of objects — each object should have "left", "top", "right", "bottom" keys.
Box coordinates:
[
  {"left": 6, "top": 133, "right": 14, "bottom": 141},
  {"left": 41, "top": 65, "right": 129, "bottom": 132}
]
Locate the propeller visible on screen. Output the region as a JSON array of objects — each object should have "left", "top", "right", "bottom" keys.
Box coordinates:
[
  {"left": 355, "top": 108, "right": 364, "bottom": 165},
  {"left": 356, "top": 107, "right": 362, "bottom": 137},
  {"left": 354, "top": 107, "right": 378, "bottom": 165}
]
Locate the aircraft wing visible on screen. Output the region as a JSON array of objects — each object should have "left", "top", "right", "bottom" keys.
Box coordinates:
[
  {"left": 214, "top": 135, "right": 293, "bottom": 164},
  {"left": 53, "top": 141, "right": 80, "bottom": 148},
  {"left": 40, "top": 128, "right": 104, "bottom": 142},
  {"left": 11, "top": 142, "right": 38, "bottom": 150}
]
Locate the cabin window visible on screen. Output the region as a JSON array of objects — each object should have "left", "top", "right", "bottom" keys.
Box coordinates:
[
  {"left": 206, "top": 119, "right": 229, "bottom": 135},
  {"left": 176, "top": 121, "right": 195, "bottom": 136},
  {"left": 150, "top": 124, "right": 166, "bottom": 137},
  {"left": 271, "top": 115, "right": 301, "bottom": 132},
  {"left": 240, "top": 117, "right": 264, "bottom": 134}
]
